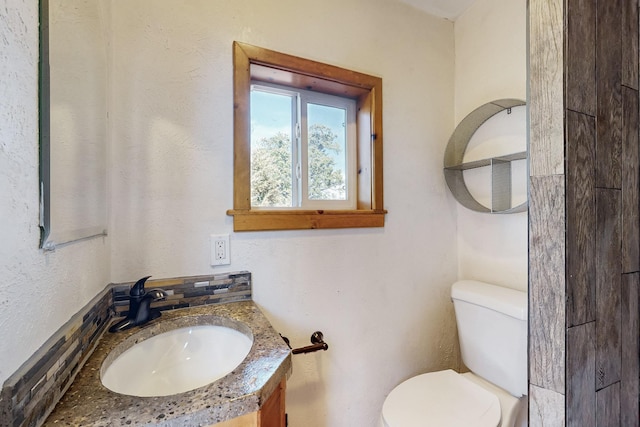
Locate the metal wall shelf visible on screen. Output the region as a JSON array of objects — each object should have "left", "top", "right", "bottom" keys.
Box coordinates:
[
  {"left": 444, "top": 151, "right": 527, "bottom": 171},
  {"left": 444, "top": 99, "right": 527, "bottom": 214}
]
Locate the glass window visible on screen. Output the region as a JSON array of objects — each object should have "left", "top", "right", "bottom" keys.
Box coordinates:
[
  {"left": 250, "top": 87, "right": 295, "bottom": 208},
  {"left": 251, "top": 84, "right": 356, "bottom": 210}
]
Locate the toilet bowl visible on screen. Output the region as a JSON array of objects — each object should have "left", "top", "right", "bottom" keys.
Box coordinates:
[{"left": 380, "top": 280, "right": 528, "bottom": 427}]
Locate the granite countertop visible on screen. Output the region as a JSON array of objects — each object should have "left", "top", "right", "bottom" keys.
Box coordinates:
[{"left": 44, "top": 301, "right": 292, "bottom": 426}]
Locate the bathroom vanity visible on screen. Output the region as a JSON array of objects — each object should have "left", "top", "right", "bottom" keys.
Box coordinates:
[{"left": 42, "top": 301, "right": 291, "bottom": 426}]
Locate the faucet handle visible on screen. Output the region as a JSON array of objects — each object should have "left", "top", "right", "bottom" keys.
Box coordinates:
[
  {"left": 129, "top": 276, "right": 152, "bottom": 297},
  {"left": 146, "top": 289, "right": 168, "bottom": 300}
]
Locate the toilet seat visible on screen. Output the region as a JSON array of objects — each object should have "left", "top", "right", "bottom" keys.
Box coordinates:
[{"left": 381, "top": 369, "right": 501, "bottom": 427}]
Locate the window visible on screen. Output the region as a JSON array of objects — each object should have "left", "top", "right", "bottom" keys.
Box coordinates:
[
  {"left": 228, "top": 42, "right": 386, "bottom": 231},
  {"left": 251, "top": 83, "right": 357, "bottom": 209}
]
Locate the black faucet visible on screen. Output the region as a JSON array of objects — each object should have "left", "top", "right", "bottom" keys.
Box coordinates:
[{"left": 109, "top": 276, "right": 168, "bottom": 333}]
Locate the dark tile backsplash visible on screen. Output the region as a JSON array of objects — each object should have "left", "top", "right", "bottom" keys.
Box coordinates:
[
  {"left": 111, "top": 272, "right": 252, "bottom": 316},
  {"left": 0, "top": 290, "right": 111, "bottom": 427},
  {"left": 0, "top": 271, "right": 252, "bottom": 427}
]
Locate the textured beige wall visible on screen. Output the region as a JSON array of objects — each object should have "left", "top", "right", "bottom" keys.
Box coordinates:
[
  {"left": 453, "top": 0, "right": 528, "bottom": 291},
  {"left": 0, "top": 0, "right": 110, "bottom": 385},
  {"left": 2, "top": 1, "right": 463, "bottom": 425},
  {"left": 108, "top": 1, "right": 457, "bottom": 425}
]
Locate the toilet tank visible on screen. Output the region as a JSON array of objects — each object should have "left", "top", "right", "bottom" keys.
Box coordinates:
[{"left": 451, "top": 280, "right": 527, "bottom": 397}]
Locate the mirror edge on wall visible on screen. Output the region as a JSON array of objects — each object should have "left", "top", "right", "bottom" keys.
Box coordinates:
[
  {"left": 39, "top": 0, "right": 50, "bottom": 249},
  {"left": 39, "top": 0, "right": 108, "bottom": 251}
]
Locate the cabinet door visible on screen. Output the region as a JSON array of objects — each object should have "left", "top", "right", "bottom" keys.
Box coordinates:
[{"left": 259, "top": 380, "right": 286, "bottom": 427}]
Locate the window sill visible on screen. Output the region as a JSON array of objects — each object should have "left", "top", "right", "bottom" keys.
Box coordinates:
[{"left": 226, "top": 209, "right": 387, "bottom": 232}]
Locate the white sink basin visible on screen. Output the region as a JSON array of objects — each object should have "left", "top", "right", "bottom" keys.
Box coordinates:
[{"left": 101, "top": 325, "right": 253, "bottom": 397}]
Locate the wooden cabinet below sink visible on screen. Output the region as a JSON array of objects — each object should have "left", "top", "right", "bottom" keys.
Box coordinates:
[{"left": 214, "top": 380, "right": 286, "bottom": 427}]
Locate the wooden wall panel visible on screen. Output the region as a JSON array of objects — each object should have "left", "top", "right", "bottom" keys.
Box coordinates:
[
  {"left": 595, "top": 189, "right": 622, "bottom": 390},
  {"left": 529, "top": 175, "right": 566, "bottom": 394},
  {"left": 622, "top": 87, "right": 640, "bottom": 273},
  {"left": 566, "top": 110, "right": 596, "bottom": 326},
  {"left": 534, "top": 0, "right": 640, "bottom": 425},
  {"left": 596, "top": 0, "right": 623, "bottom": 189},
  {"left": 566, "top": 0, "right": 596, "bottom": 115},
  {"left": 530, "top": 385, "right": 565, "bottom": 427},
  {"left": 596, "top": 383, "right": 621, "bottom": 427},
  {"left": 567, "top": 322, "right": 596, "bottom": 427},
  {"left": 528, "top": 1, "right": 567, "bottom": 424},
  {"left": 622, "top": 0, "right": 639, "bottom": 89},
  {"left": 529, "top": 0, "right": 565, "bottom": 177},
  {"left": 620, "top": 273, "right": 639, "bottom": 426}
]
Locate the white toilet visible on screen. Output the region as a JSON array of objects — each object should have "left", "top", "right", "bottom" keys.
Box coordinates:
[{"left": 381, "top": 280, "right": 528, "bottom": 427}]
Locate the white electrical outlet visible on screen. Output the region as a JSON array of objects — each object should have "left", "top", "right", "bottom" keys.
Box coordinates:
[{"left": 210, "top": 234, "right": 230, "bottom": 266}]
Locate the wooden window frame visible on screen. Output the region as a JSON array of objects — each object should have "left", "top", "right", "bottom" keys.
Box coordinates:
[{"left": 227, "top": 41, "right": 386, "bottom": 232}]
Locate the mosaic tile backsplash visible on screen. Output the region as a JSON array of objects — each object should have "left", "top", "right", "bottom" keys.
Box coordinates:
[
  {"left": 111, "top": 272, "right": 252, "bottom": 317},
  {"left": 0, "top": 271, "right": 252, "bottom": 427}
]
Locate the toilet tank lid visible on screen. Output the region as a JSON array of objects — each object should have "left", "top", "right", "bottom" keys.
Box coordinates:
[{"left": 451, "top": 280, "right": 527, "bottom": 320}]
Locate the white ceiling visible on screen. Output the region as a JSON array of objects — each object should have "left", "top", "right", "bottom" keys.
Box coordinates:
[{"left": 394, "top": 0, "right": 476, "bottom": 21}]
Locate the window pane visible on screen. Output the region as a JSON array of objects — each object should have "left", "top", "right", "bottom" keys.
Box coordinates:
[
  {"left": 250, "top": 89, "right": 294, "bottom": 207},
  {"left": 307, "top": 103, "right": 347, "bottom": 201}
]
